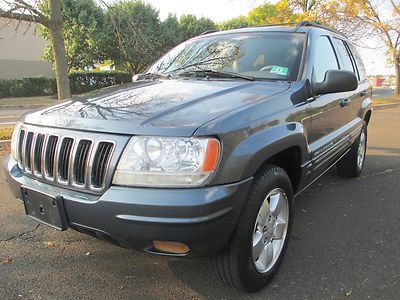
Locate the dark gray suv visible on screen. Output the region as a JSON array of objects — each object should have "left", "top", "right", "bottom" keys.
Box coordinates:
[{"left": 4, "top": 21, "right": 372, "bottom": 292}]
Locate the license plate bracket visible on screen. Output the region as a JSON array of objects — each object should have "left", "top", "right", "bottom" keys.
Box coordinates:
[{"left": 22, "top": 187, "right": 68, "bottom": 231}]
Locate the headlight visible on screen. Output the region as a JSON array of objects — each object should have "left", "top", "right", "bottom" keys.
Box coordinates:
[
  {"left": 10, "top": 122, "right": 22, "bottom": 160},
  {"left": 113, "top": 136, "right": 220, "bottom": 187}
]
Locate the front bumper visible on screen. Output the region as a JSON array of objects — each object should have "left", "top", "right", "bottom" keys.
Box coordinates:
[{"left": 4, "top": 155, "right": 253, "bottom": 256}]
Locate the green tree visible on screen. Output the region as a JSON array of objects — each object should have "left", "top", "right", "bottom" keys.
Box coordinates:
[
  {"left": 218, "top": 16, "right": 254, "bottom": 30},
  {"left": 40, "top": 0, "right": 110, "bottom": 71},
  {"left": 105, "top": 0, "right": 162, "bottom": 74},
  {"left": 179, "top": 14, "right": 217, "bottom": 40},
  {"left": 160, "top": 14, "right": 183, "bottom": 51},
  {"left": 287, "top": 0, "right": 326, "bottom": 21},
  {"left": 247, "top": 1, "right": 298, "bottom": 25}
]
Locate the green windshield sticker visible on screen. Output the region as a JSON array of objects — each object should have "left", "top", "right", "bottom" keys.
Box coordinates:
[{"left": 270, "top": 66, "right": 289, "bottom": 76}]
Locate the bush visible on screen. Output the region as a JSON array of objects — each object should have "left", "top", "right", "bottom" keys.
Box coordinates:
[
  {"left": 0, "top": 71, "right": 132, "bottom": 98},
  {"left": 69, "top": 70, "right": 132, "bottom": 94},
  {"left": 0, "top": 127, "right": 13, "bottom": 141},
  {"left": 0, "top": 77, "right": 56, "bottom": 98}
]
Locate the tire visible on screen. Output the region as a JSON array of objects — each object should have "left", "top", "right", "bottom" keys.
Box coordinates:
[
  {"left": 336, "top": 123, "right": 367, "bottom": 178},
  {"left": 210, "top": 165, "right": 293, "bottom": 292}
]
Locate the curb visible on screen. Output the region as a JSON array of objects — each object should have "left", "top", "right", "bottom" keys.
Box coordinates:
[
  {"left": 0, "top": 104, "right": 48, "bottom": 109},
  {"left": 0, "top": 140, "right": 11, "bottom": 146},
  {"left": 372, "top": 103, "right": 400, "bottom": 110}
]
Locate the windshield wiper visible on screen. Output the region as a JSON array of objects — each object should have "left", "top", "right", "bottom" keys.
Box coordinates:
[
  {"left": 178, "top": 69, "right": 255, "bottom": 81},
  {"left": 133, "top": 72, "right": 172, "bottom": 81}
]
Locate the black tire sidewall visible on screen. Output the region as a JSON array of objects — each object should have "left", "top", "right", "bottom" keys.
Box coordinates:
[
  {"left": 237, "top": 167, "right": 294, "bottom": 292},
  {"left": 337, "top": 122, "right": 368, "bottom": 178}
]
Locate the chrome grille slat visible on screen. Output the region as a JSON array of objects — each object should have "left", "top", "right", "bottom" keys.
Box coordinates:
[
  {"left": 24, "top": 132, "right": 34, "bottom": 172},
  {"left": 53, "top": 135, "right": 62, "bottom": 181},
  {"left": 29, "top": 132, "right": 37, "bottom": 172},
  {"left": 15, "top": 125, "right": 119, "bottom": 193},
  {"left": 18, "top": 130, "right": 25, "bottom": 168},
  {"left": 40, "top": 133, "right": 49, "bottom": 178}
]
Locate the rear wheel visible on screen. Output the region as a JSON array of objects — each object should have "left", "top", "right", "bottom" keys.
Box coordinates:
[
  {"left": 210, "top": 165, "right": 293, "bottom": 292},
  {"left": 337, "top": 123, "right": 367, "bottom": 177}
]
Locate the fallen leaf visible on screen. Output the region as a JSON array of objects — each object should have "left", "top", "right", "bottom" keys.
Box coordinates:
[
  {"left": 1, "top": 257, "right": 13, "bottom": 265},
  {"left": 345, "top": 290, "right": 352, "bottom": 297},
  {"left": 44, "top": 241, "right": 56, "bottom": 248}
]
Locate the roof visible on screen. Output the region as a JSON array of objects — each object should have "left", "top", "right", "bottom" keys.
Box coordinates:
[{"left": 199, "top": 21, "right": 346, "bottom": 38}]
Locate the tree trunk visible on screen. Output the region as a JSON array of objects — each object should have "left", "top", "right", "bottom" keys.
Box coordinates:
[
  {"left": 395, "top": 57, "right": 399, "bottom": 96},
  {"left": 49, "top": 0, "right": 71, "bottom": 100}
]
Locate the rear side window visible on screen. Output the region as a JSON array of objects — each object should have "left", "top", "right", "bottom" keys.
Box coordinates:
[
  {"left": 313, "top": 36, "right": 339, "bottom": 83},
  {"left": 333, "top": 38, "right": 355, "bottom": 73},
  {"left": 347, "top": 43, "right": 367, "bottom": 81}
]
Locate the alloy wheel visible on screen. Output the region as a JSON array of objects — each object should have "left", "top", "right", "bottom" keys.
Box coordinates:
[{"left": 252, "top": 188, "right": 289, "bottom": 273}]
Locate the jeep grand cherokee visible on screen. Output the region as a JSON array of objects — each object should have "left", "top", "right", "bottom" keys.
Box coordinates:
[{"left": 4, "top": 21, "right": 372, "bottom": 292}]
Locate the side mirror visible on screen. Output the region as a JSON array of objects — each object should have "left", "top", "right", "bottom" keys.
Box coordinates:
[
  {"left": 312, "top": 70, "right": 358, "bottom": 96},
  {"left": 132, "top": 73, "right": 145, "bottom": 81}
]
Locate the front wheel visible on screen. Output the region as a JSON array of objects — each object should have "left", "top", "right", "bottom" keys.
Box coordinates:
[
  {"left": 337, "top": 123, "right": 367, "bottom": 177},
  {"left": 210, "top": 165, "right": 293, "bottom": 292}
]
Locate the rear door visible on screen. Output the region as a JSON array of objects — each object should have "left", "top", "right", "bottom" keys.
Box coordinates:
[
  {"left": 333, "top": 38, "right": 370, "bottom": 126},
  {"left": 346, "top": 41, "right": 372, "bottom": 115}
]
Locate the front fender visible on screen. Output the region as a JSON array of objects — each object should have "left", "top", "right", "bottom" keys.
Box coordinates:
[{"left": 211, "top": 123, "right": 309, "bottom": 184}]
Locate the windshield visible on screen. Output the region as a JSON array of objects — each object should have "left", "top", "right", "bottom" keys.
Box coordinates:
[{"left": 147, "top": 32, "right": 305, "bottom": 81}]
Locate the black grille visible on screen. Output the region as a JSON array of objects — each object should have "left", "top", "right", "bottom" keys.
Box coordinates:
[
  {"left": 33, "top": 133, "right": 45, "bottom": 173},
  {"left": 24, "top": 132, "right": 34, "bottom": 171},
  {"left": 91, "top": 142, "right": 114, "bottom": 188},
  {"left": 58, "top": 138, "right": 74, "bottom": 181},
  {"left": 45, "top": 136, "right": 58, "bottom": 177},
  {"left": 73, "top": 140, "right": 92, "bottom": 185}
]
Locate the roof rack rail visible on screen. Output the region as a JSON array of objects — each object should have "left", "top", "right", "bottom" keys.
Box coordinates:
[
  {"left": 200, "top": 30, "right": 218, "bottom": 36},
  {"left": 257, "top": 22, "right": 298, "bottom": 27},
  {"left": 295, "top": 21, "right": 346, "bottom": 37}
]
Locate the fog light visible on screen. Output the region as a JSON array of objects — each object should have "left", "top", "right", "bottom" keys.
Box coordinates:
[{"left": 152, "top": 240, "right": 189, "bottom": 254}]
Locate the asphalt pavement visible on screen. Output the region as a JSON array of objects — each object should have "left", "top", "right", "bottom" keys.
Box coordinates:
[
  {"left": 0, "top": 106, "right": 399, "bottom": 299},
  {"left": 0, "top": 107, "right": 45, "bottom": 126},
  {"left": 372, "top": 87, "right": 394, "bottom": 98}
]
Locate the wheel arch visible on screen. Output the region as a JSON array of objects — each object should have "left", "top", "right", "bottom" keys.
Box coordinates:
[
  {"left": 364, "top": 109, "right": 372, "bottom": 125},
  {"left": 237, "top": 124, "right": 309, "bottom": 194},
  {"left": 360, "top": 97, "right": 372, "bottom": 126}
]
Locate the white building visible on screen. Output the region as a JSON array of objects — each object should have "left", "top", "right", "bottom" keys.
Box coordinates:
[{"left": 0, "top": 17, "right": 54, "bottom": 79}]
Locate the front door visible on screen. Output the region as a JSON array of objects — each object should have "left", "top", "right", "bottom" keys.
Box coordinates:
[{"left": 308, "top": 35, "right": 355, "bottom": 177}]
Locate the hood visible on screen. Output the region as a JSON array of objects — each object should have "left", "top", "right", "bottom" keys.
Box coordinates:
[{"left": 23, "top": 79, "right": 290, "bottom": 136}]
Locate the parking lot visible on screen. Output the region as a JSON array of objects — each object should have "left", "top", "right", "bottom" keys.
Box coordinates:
[{"left": 1, "top": 106, "right": 399, "bottom": 299}]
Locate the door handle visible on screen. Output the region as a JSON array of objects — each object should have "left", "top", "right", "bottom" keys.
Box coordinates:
[
  {"left": 340, "top": 98, "right": 351, "bottom": 107},
  {"left": 359, "top": 90, "right": 367, "bottom": 97}
]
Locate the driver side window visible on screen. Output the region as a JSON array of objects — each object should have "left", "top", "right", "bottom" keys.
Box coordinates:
[{"left": 313, "top": 36, "right": 339, "bottom": 83}]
